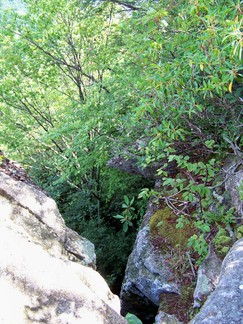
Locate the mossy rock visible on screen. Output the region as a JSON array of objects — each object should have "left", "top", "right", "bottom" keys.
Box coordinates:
[
  {"left": 149, "top": 207, "right": 195, "bottom": 253},
  {"left": 150, "top": 207, "right": 197, "bottom": 322},
  {"left": 159, "top": 285, "right": 195, "bottom": 323}
]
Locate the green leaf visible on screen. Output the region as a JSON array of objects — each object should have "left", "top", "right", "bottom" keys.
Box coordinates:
[
  {"left": 130, "top": 196, "right": 135, "bottom": 205},
  {"left": 156, "top": 221, "right": 164, "bottom": 227},
  {"left": 113, "top": 215, "right": 124, "bottom": 220},
  {"left": 123, "top": 222, "right": 128, "bottom": 233},
  {"left": 124, "top": 195, "right": 130, "bottom": 206},
  {"left": 125, "top": 313, "right": 143, "bottom": 324},
  {"left": 205, "top": 140, "right": 215, "bottom": 149}
]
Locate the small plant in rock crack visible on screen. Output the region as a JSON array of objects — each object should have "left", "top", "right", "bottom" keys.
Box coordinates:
[{"left": 113, "top": 195, "right": 137, "bottom": 232}]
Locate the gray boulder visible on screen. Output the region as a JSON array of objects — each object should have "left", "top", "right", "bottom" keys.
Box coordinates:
[
  {"left": 193, "top": 243, "right": 222, "bottom": 308},
  {"left": 190, "top": 238, "right": 243, "bottom": 324},
  {"left": 0, "top": 170, "right": 95, "bottom": 268},
  {"left": 120, "top": 201, "right": 180, "bottom": 323},
  {"left": 0, "top": 171, "right": 127, "bottom": 324}
]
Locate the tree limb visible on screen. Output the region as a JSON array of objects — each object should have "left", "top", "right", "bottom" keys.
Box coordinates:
[{"left": 109, "top": 0, "right": 140, "bottom": 10}]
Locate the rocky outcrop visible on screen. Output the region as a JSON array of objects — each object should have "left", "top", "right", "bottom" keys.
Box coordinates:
[
  {"left": 190, "top": 238, "right": 243, "bottom": 324},
  {"left": 120, "top": 201, "right": 180, "bottom": 323},
  {"left": 0, "top": 171, "right": 127, "bottom": 324}
]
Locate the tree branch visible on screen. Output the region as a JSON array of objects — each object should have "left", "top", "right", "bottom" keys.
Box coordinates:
[{"left": 109, "top": 0, "right": 140, "bottom": 10}]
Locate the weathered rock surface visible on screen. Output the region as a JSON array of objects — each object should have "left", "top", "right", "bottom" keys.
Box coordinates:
[
  {"left": 190, "top": 238, "right": 243, "bottom": 324},
  {"left": 0, "top": 171, "right": 127, "bottom": 324},
  {"left": 120, "top": 201, "right": 180, "bottom": 323},
  {"left": 155, "top": 311, "right": 182, "bottom": 324},
  {"left": 193, "top": 244, "right": 222, "bottom": 308},
  {"left": 224, "top": 156, "right": 243, "bottom": 222}
]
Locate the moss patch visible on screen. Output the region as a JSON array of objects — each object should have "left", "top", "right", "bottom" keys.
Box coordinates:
[{"left": 149, "top": 207, "right": 195, "bottom": 253}]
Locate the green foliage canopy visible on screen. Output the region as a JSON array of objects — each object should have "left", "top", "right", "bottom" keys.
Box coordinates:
[{"left": 0, "top": 0, "right": 242, "bottom": 270}]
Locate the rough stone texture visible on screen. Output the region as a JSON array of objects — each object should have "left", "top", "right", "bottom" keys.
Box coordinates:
[
  {"left": 224, "top": 155, "right": 243, "bottom": 222},
  {"left": 0, "top": 171, "right": 95, "bottom": 268},
  {"left": 155, "top": 311, "right": 182, "bottom": 324},
  {"left": 0, "top": 171, "right": 127, "bottom": 324},
  {"left": 193, "top": 244, "right": 222, "bottom": 308},
  {"left": 190, "top": 238, "right": 243, "bottom": 324},
  {"left": 120, "top": 201, "right": 180, "bottom": 323}
]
